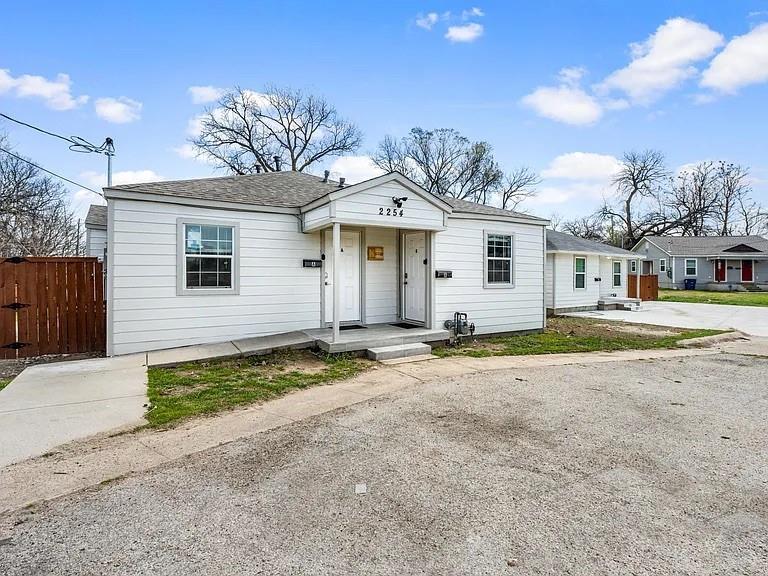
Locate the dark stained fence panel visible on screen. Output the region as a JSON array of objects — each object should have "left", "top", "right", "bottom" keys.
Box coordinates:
[{"left": 0, "top": 257, "right": 106, "bottom": 359}]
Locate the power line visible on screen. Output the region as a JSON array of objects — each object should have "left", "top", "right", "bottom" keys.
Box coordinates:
[
  {"left": 0, "top": 112, "right": 73, "bottom": 144},
  {"left": 0, "top": 145, "right": 103, "bottom": 197}
]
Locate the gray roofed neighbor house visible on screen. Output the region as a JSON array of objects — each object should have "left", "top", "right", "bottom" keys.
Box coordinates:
[
  {"left": 642, "top": 235, "right": 768, "bottom": 256},
  {"left": 84, "top": 204, "right": 107, "bottom": 229},
  {"left": 546, "top": 230, "right": 636, "bottom": 257},
  {"left": 103, "top": 170, "right": 548, "bottom": 223}
]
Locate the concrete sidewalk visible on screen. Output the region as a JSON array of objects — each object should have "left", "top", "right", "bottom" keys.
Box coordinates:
[
  {"left": 0, "top": 346, "right": 721, "bottom": 515},
  {"left": 0, "top": 355, "right": 148, "bottom": 468}
]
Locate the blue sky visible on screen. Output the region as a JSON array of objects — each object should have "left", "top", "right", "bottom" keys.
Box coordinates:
[{"left": 2, "top": 1, "right": 767, "bottom": 221}]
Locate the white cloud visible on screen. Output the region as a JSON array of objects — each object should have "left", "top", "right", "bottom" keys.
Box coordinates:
[
  {"left": 700, "top": 23, "right": 768, "bottom": 93},
  {"left": 558, "top": 66, "right": 587, "bottom": 86},
  {"left": 186, "top": 114, "right": 206, "bottom": 137},
  {"left": 597, "top": 18, "right": 724, "bottom": 104},
  {"left": 521, "top": 85, "right": 603, "bottom": 126},
  {"left": 173, "top": 143, "right": 218, "bottom": 165},
  {"left": 0, "top": 69, "right": 88, "bottom": 110},
  {"left": 532, "top": 152, "right": 622, "bottom": 206},
  {"left": 462, "top": 7, "right": 484, "bottom": 19},
  {"left": 94, "top": 97, "right": 142, "bottom": 123},
  {"left": 188, "top": 85, "right": 225, "bottom": 104},
  {"left": 328, "top": 156, "right": 384, "bottom": 184},
  {"left": 541, "top": 152, "right": 622, "bottom": 180},
  {"left": 416, "top": 12, "right": 439, "bottom": 30},
  {"left": 445, "top": 22, "right": 484, "bottom": 43}
]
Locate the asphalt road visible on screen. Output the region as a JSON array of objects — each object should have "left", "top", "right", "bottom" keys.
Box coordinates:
[{"left": 1, "top": 353, "right": 767, "bottom": 575}]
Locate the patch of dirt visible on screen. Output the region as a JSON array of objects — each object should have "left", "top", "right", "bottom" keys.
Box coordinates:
[{"left": 592, "top": 323, "right": 679, "bottom": 337}]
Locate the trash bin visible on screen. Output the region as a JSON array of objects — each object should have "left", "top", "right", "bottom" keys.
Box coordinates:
[{"left": 684, "top": 279, "right": 697, "bottom": 290}]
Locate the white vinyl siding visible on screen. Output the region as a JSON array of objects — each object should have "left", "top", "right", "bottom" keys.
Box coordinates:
[
  {"left": 435, "top": 218, "right": 544, "bottom": 335},
  {"left": 685, "top": 259, "right": 697, "bottom": 276},
  {"left": 599, "top": 258, "right": 627, "bottom": 298},
  {"left": 548, "top": 253, "right": 599, "bottom": 310},
  {"left": 109, "top": 198, "right": 322, "bottom": 355},
  {"left": 86, "top": 227, "right": 107, "bottom": 260},
  {"left": 364, "top": 227, "right": 398, "bottom": 324},
  {"left": 329, "top": 181, "right": 445, "bottom": 230}
]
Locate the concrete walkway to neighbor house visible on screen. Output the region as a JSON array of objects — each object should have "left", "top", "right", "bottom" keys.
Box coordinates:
[
  {"left": 0, "top": 355, "right": 148, "bottom": 468},
  {"left": 567, "top": 300, "right": 768, "bottom": 337},
  {"left": 0, "top": 344, "right": 731, "bottom": 515}
]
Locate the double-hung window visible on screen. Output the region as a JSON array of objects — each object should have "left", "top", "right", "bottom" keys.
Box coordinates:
[
  {"left": 574, "top": 256, "right": 586, "bottom": 289},
  {"left": 485, "top": 232, "right": 513, "bottom": 286},
  {"left": 659, "top": 258, "right": 667, "bottom": 273},
  {"left": 685, "top": 259, "right": 697, "bottom": 276},
  {"left": 612, "top": 261, "right": 622, "bottom": 287},
  {"left": 630, "top": 260, "right": 637, "bottom": 273},
  {"left": 179, "top": 221, "right": 238, "bottom": 294}
]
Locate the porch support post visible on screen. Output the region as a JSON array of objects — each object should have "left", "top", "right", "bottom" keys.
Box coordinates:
[
  {"left": 636, "top": 260, "right": 641, "bottom": 300},
  {"left": 332, "top": 222, "right": 341, "bottom": 342}
]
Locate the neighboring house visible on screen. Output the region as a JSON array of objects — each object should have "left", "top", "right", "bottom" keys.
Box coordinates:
[
  {"left": 101, "top": 171, "right": 549, "bottom": 356},
  {"left": 84, "top": 204, "right": 107, "bottom": 260},
  {"left": 545, "top": 230, "right": 639, "bottom": 314},
  {"left": 632, "top": 235, "right": 768, "bottom": 291}
]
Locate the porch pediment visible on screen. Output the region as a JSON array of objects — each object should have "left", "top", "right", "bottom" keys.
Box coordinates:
[
  {"left": 722, "top": 243, "right": 762, "bottom": 254},
  {"left": 300, "top": 173, "right": 450, "bottom": 232}
]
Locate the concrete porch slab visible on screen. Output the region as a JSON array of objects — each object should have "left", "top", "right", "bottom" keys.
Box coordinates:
[{"left": 305, "top": 325, "right": 449, "bottom": 353}]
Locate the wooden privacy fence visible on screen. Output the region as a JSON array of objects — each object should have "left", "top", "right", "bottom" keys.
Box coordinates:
[
  {"left": 0, "top": 257, "right": 105, "bottom": 359},
  {"left": 628, "top": 274, "right": 659, "bottom": 302}
]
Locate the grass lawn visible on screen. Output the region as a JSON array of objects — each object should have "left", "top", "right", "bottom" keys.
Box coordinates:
[
  {"left": 0, "top": 378, "right": 11, "bottom": 391},
  {"left": 146, "top": 349, "right": 370, "bottom": 428},
  {"left": 434, "top": 317, "right": 725, "bottom": 358},
  {"left": 659, "top": 289, "right": 768, "bottom": 307}
]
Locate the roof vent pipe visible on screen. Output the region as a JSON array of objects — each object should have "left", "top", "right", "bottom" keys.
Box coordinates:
[
  {"left": 274, "top": 156, "right": 281, "bottom": 171},
  {"left": 338, "top": 177, "right": 345, "bottom": 188},
  {"left": 322, "top": 170, "right": 330, "bottom": 183},
  {"left": 255, "top": 165, "right": 261, "bottom": 174}
]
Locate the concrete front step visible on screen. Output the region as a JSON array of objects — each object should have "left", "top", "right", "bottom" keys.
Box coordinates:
[{"left": 367, "top": 342, "right": 432, "bottom": 361}]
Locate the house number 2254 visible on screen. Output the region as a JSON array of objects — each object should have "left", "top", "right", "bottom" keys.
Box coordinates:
[{"left": 379, "top": 207, "right": 404, "bottom": 217}]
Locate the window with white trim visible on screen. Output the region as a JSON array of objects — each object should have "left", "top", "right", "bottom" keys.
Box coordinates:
[
  {"left": 485, "top": 233, "right": 513, "bottom": 285},
  {"left": 685, "top": 259, "right": 697, "bottom": 276},
  {"left": 630, "top": 260, "right": 637, "bottom": 273},
  {"left": 183, "top": 223, "right": 234, "bottom": 289},
  {"left": 574, "top": 256, "right": 586, "bottom": 289},
  {"left": 659, "top": 258, "right": 666, "bottom": 272},
  {"left": 612, "top": 260, "right": 622, "bottom": 287}
]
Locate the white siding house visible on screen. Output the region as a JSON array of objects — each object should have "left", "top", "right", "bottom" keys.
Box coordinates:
[
  {"left": 103, "top": 171, "right": 549, "bottom": 356},
  {"left": 84, "top": 204, "right": 107, "bottom": 260},
  {"left": 546, "top": 230, "right": 638, "bottom": 314}
]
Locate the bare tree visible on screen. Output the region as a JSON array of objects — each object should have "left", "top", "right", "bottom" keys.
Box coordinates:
[
  {"left": 561, "top": 214, "right": 606, "bottom": 241},
  {"left": 672, "top": 161, "right": 719, "bottom": 236},
  {"left": 736, "top": 194, "right": 767, "bottom": 235},
  {"left": 548, "top": 212, "right": 563, "bottom": 231},
  {"left": 372, "top": 128, "right": 503, "bottom": 204},
  {"left": 192, "top": 86, "right": 362, "bottom": 174},
  {"left": 500, "top": 166, "right": 540, "bottom": 210},
  {"left": 714, "top": 161, "right": 752, "bottom": 235},
  {"left": 0, "top": 137, "right": 82, "bottom": 257}
]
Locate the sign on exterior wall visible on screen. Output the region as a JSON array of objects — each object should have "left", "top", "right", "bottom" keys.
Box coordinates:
[{"left": 367, "top": 246, "right": 384, "bottom": 261}]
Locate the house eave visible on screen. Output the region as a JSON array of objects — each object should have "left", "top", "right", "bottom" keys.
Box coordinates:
[{"left": 103, "top": 188, "right": 300, "bottom": 215}]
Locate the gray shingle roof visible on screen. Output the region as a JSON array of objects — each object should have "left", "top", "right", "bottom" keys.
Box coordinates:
[
  {"left": 105, "top": 171, "right": 336, "bottom": 208},
  {"left": 643, "top": 235, "right": 768, "bottom": 256},
  {"left": 84, "top": 204, "right": 107, "bottom": 229},
  {"left": 547, "top": 230, "right": 636, "bottom": 256},
  {"left": 443, "top": 198, "right": 549, "bottom": 223},
  {"left": 104, "top": 171, "right": 549, "bottom": 223}
]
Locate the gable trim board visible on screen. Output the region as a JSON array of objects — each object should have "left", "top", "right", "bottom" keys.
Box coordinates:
[{"left": 102, "top": 171, "right": 549, "bottom": 356}]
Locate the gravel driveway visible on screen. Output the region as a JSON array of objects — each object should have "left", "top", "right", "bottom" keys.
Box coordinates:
[{"left": 1, "top": 353, "right": 766, "bottom": 575}]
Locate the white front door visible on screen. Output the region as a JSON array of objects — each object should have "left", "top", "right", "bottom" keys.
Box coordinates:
[
  {"left": 324, "top": 230, "right": 361, "bottom": 323},
  {"left": 403, "top": 231, "right": 426, "bottom": 323}
]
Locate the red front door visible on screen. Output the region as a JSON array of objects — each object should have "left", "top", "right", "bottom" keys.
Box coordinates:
[
  {"left": 742, "top": 260, "right": 753, "bottom": 282},
  {"left": 714, "top": 259, "right": 726, "bottom": 282}
]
